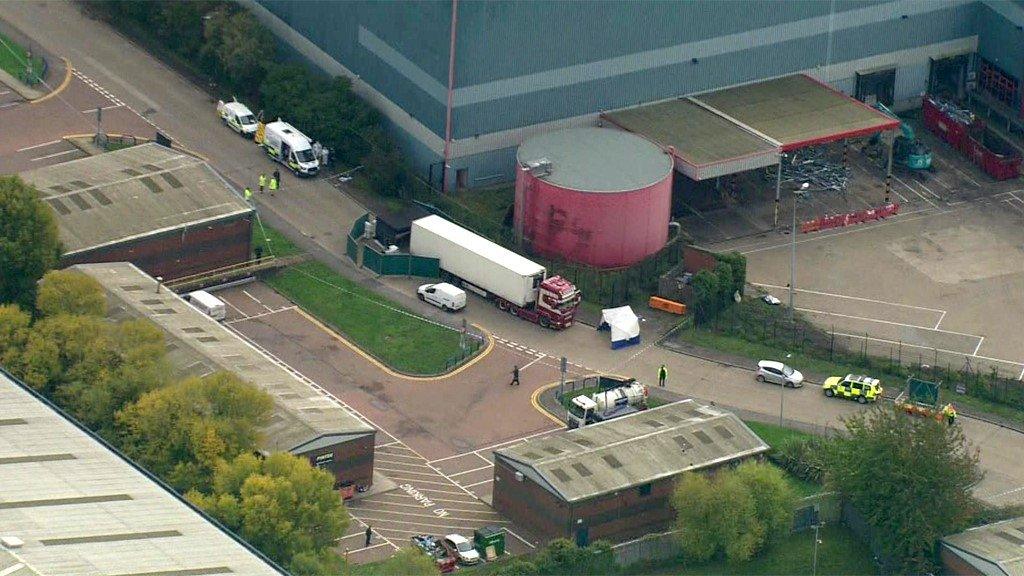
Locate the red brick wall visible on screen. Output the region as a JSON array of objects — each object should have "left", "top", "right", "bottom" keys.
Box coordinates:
[
  {"left": 683, "top": 245, "right": 717, "bottom": 275},
  {"left": 62, "top": 215, "right": 252, "bottom": 280},
  {"left": 493, "top": 458, "right": 570, "bottom": 540},
  {"left": 298, "top": 434, "right": 375, "bottom": 488},
  {"left": 939, "top": 546, "right": 985, "bottom": 576},
  {"left": 574, "top": 477, "right": 677, "bottom": 542}
]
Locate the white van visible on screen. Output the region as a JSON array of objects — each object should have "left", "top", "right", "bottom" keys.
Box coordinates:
[
  {"left": 417, "top": 282, "right": 466, "bottom": 312},
  {"left": 261, "top": 120, "right": 319, "bottom": 176},
  {"left": 217, "top": 99, "right": 258, "bottom": 137},
  {"left": 188, "top": 290, "right": 227, "bottom": 321}
]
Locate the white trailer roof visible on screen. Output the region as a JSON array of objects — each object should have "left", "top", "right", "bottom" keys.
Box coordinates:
[{"left": 413, "top": 215, "right": 545, "bottom": 277}]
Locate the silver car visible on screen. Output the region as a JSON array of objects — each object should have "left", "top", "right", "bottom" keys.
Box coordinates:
[{"left": 756, "top": 360, "right": 804, "bottom": 388}]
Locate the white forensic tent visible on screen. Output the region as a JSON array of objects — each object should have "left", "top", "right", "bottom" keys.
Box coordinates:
[{"left": 599, "top": 306, "right": 641, "bottom": 349}]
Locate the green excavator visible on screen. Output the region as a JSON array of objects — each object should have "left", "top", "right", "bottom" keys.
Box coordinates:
[{"left": 871, "top": 102, "right": 933, "bottom": 171}]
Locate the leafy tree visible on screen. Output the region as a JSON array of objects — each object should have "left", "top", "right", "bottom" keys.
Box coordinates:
[
  {"left": 202, "top": 7, "right": 275, "bottom": 92},
  {"left": 493, "top": 558, "right": 541, "bottom": 576},
  {"left": 690, "top": 269, "right": 720, "bottom": 324},
  {"left": 671, "top": 472, "right": 722, "bottom": 563},
  {"left": 287, "top": 548, "right": 346, "bottom": 576},
  {"left": 828, "top": 408, "right": 982, "bottom": 574},
  {"left": 0, "top": 176, "right": 61, "bottom": 309},
  {"left": 715, "top": 473, "right": 762, "bottom": 563},
  {"left": 715, "top": 252, "right": 746, "bottom": 294},
  {"left": 117, "top": 372, "right": 273, "bottom": 491},
  {"left": 0, "top": 304, "right": 31, "bottom": 374},
  {"left": 36, "top": 270, "right": 106, "bottom": 318},
  {"left": 18, "top": 314, "right": 108, "bottom": 397},
  {"left": 367, "top": 548, "right": 437, "bottom": 576},
  {"left": 189, "top": 452, "right": 350, "bottom": 568},
  {"left": 534, "top": 538, "right": 615, "bottom": 575},
  {"left": 713, "top": 261, "right": 734, "bottom": 306},
  {"left": 733, "top": 461, "right": 797, "bottom": 545}
]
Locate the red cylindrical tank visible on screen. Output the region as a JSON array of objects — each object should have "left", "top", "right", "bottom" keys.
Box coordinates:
[{"left": 514, "top": 128, "right": 673, "bottom": 268}]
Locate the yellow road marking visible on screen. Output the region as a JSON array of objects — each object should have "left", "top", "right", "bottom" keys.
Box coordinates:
[{"left": 31, "top": 57, "right": 72, "bottom": 104}]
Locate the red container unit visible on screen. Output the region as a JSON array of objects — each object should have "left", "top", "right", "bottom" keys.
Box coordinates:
[
  {"left": 515, "top": 128, "right": 674, "bottom": 269},
  {"left": 922, "top": 96, "right": 1021, "bottom": 181}
]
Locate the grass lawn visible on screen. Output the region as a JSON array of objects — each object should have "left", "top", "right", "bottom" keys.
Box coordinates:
[
  {"left": 743, "top": 420, "right": 815, "bottom": 448},
  {"left": 629, "top": 525, "right": 876, "bottom": 576},
  {"left": 251, "top": 222, "right": 304, "bottom": 258},
  {"left": 676, "top": 326, "right": 1024, "bottom": 426},
  {"left": 0, "top": 33, "right": 45, "bottom": 85},
  {"left": 452, "top": 185, "right": 513, "bottom": 225},
  {"left": 265, "top": 261, "right": 474, "bottom": 375}
]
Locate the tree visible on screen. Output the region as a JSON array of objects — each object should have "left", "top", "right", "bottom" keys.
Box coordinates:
[
  {"left": 828, "top": 408, "right": 982, "bottom": 574},
  {"left": 493, "top": 558, "right": 540, "bottom": 576},
  {"left": 0, "top": 304, "right": 31, "bottom": 374},
  {"left": 189, "top": 452, "right": 350, "bottom": 568},
  {"left": 713, "top": 261, "right": 734, "bottom": 306},
  {"left": 36, "top": 269, "right": 106, "bottom": 318},
  {"left": 367, "top": 548, "right": 437, "bottom": 576},
  {"left": 18, "top": 314, "right": 108, "bottom": 397},
  {"left": 287, "top": 549, "right": 346, "bottom": 576},
  {"left": 690, "top": 269, "right": 720, "bottom": 324},
  {"left": 202, "top": 7, "right": 275, "bottom": 93},
  {"left": 0, "top": 176, "right": 61, "bottom": 309},
  {"left": 671, "top": 472, "right": 719, "bottom": 562},
  {"left": 117, "top": 371, "right": 273, "bottom": 491},
  {"left": 733, "top": 461, "right": 797, "bottom": 545},
  {"left": 534, "top": 538, "right": 615, "bottom": 576}
]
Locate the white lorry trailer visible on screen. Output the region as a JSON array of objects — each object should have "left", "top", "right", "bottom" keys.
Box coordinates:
[
  {"left": 216, "top": 98, "right": 258, "bottom": 138},
  {"left": 409, "top": 215, "right": 580, "bottom": 329},
  {"left": 259, "top": 120, "right": 319, "bottom": 177},
  {"left": 567, "top": 381, "right": 649, "bottom": 428}
]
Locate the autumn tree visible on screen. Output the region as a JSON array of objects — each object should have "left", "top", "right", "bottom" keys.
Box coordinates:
[
  {"left": 188, "top": 452, "right": 349, "bottom": 569},
  {"left": 36, "top": 269, "right": 106, "bottom": 318},
  {"left": 0, "top": 176, "right": 61, "bottom": 309},
  {"left": 733, "top": 460, "right": 797, "bottom": 545},
  {"left": 0, "top": 305, "right": 31, "bottom": 374},
  {"left": 828, "top": 408, "right": 982, "bottom": 574},
  {"left": 117, "top": 371, "right": 273, "bottom": 491}
]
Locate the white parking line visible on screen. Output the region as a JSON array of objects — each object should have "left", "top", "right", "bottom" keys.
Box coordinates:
[
  {"left": 0, "top": 101, "right": 19, "bottom": 109},
  {"left": 973, "top": 336, "right": 985, "bottom": 357},
  {"left": 29, "top": 149, "right": 80, "bottom": 162},
  {"left": 358, "top": 500, "right": 504, "bottom": 515},
  {"left": 353, "top": 516, "right": 481, "bottom": 533},
  {"left": 934, "top": 310, "right": 946, "bottom": 330},
  {"left": 893, "top": 174, "right": 937, "bottom": 207},
  {"left": 16, "top": 139, "right": 62, "bottom": 152},
  {"left": 224, "top": 306, "right": 295, "bottom": 324},
  {"left": 752, "top": 283, "right": 944, "bottom": 313},
  {"left": 448, "top": 465, "right": 493, "bottom": 477},
  {"left": 81, "top": 104, "right": 123, "bottom": 114},
  {"left": 428, "top": 427, "right": 560, "bottom": 465},
  {"left": 520, "top": 354, "right": 547, "bottom": 371},
  {"left": 359, "top": 509, "right": 510, "bottom": 524},
  {"left": 461, "top": 479, "right": 493, "bottom": 489},
  {"left": 796, "top": 307, "right": 983, "bottom": 340}
]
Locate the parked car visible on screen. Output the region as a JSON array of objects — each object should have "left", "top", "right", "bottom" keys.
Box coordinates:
[
  {"left": 442, "top": 534, "right": 481, "bottom": 565},
  {"left": 417, "top": 282, "right": 467, "bottom": 312},
  {"left": 823, "top": 374, "right": 883, "bottom": 404},
  {"left": 756, "top": 360, "right": 804, "bottom": 388},
  {"left": 411, "top": 535, "right": 457, "bottom": 573}
]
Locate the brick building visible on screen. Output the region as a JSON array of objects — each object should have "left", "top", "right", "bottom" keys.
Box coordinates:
[
  {"left": 492, "top": 400, "right": 768, "bottom": 545},
  {"left": 75, "top": 262, "right": 377, "bottom": 491},
  {"left": 940, "top": 516, "right": 1024, "bottom": 575},
  {"left": 20, "top": 143, "right": 253, "bottom": 280}
]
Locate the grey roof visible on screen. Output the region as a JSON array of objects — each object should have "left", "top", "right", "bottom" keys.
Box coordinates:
[
  {"left": 73, "top": 262, "right": 375, "bottom": 454},
  {"left": 19, "top": 143, "right": 252, "bottom": 255},
  {"left": 603, "top": 99, "right": 780, "bottom": 181},
  {"left": 495, "top": 400, "right": 769, "bottom": 503},
  {"left": 0, "top": 370, "right": 283, "bottom": 576},
  {"left": 516, "top": 127, "right": 673, "bottom": 193},
  {"left": 942, "top": 517, "right": 1024, "bottom": 576}
]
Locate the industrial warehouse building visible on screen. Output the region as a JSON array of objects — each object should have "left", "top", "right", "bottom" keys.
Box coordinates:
[
  {"left": 0, "top": 369, "right": 284, "bottom": 576},
  {"left": 250, "top": 0, "right": 1023, "bottom": 189},
  {"left": 20, "top": 144, "right": 253, "bottom": 280},
  {"left": 74, "top": 262, "right": 377, "bottom": 492},
  {"left": 492, "top": 400, "right": 769, "bottom": 544},
  {"left": 940, "top": 516, "right": 1024, "bottom": 575}
]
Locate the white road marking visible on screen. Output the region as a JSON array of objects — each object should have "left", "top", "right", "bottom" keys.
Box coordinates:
[
  {"left": 16, "top": 139, "right": 61, "bottom": 152},
  {"left": 893, "top": 174, "right": 937, "bottom": 207},
  {"left": 80, "top": 104, "right": 123, "bottom": 114},
  {"left": 359, "top": 509, "right": 509, "bottom": 523},
  {"left": 377, "top": 441, "right": 400, "bottom": 448},
  {"left": 461, "top": 479, "right": 493, "bottom": 489},
  {"left": 520, "top": 353, "right": 547, "bottom": 371},
  {"left": 973, "top": 337, "right": 985, "bottom": 357},
  {"left": 352, "top": 516, "right": 481, "bottom": 532},
  {"left": 358, "top": 500, "right": 504, "bottom": 515},
  {"left": 752, "top": 283, "right": 945, "bottom": 313},
  {"left": 224, "top": 305, "right": 295, "bottom": 324},
  {"left": 0, "top": 90, "right": 10, "bottom": 96},
  {"left": 29, "top": 149, "right": 80, "bottom": 162},
  {"left": 934, "top": 310, "right": 946, "bottom": 330},
  {"left": 0, "top": 102, "right": 19, "bottom": 109},
  {"left": 448, "top": 464, "right": 493, "bottom": 477},
  {"left": 796, "top": 307, "right": 983, "bottom": 340},
  {"left": 428, "top": 427, "right": 560, "bottom": 464}
]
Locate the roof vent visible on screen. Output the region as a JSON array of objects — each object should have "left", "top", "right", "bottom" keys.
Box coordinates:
[
  {"left": 514, "top": 471, "right": 524, "bottom": 482},
  {"left": 1, "top": 536, "right": 24, "bottom": 549}
]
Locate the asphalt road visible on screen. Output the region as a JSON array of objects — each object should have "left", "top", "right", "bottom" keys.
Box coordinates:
[{"left": 3, "top": 0, "right": 1022, "bottom": 511}]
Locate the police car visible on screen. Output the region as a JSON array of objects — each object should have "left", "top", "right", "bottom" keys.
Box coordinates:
[{"left": 822, "top": 374, "right": 883, "bottom": 404}]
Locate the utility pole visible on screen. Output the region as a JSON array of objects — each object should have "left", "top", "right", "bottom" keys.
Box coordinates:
[
  {"left": 773, "top": 156, "right": 783, "bottom": 228},
  {"left": 812, "top": 523, "right": 822, "bottom": 576},
  {"left": 789, "top": 183, "right": 809, "bottom": 321}
]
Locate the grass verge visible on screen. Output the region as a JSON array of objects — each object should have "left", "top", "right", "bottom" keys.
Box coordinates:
[
  {"left": 265, "top": 261, "right": 474, "bottom": 375},
  {"left": 626, "top": 524, "right": 875, "bottom": 576},
  {"left": 675, "top": 324, "right": 1024, "bottom": 427},
  {"left": 251, "top": 222, "right": 304, "bottom": 258},
  {"left": 0, "top": 33, "right": 45, "bottom": 85}
]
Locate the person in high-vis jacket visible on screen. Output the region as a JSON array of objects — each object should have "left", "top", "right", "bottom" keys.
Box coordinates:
[{"left": 943, "top": 403, "right": 957, "bottom": 425}]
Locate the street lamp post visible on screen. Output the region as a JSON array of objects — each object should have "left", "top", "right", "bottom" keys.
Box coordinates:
[
  {"left": 812, "top": 523, "right": 823, "bottom": 576},
  {"left": 789, "top": 183, "right": 810, "bottom": 321},
  {"left": 780, "top": 352, "right": 791, "bottom": 426}
]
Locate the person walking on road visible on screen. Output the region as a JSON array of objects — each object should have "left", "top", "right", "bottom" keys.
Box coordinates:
[
  {"left": 658, "top": 364, "right": 668, "bottom": 387},
  {"left": 268, "top": 176, "right": 278, "bottom": 196},
  {"left": 364, "top": 526, "right": 372, "bottom": 547},
  {"left": 510, "top": 365, "right": 520, "bottom": 386},
  {"left": 273, "top": 169, "right": 281, "bottom": 189},
  {"left": 243, "top": 186, "right": 253, "bottom": 204},
  {"left": 258, "top": 173, "right": 266, "bottom": 194}
]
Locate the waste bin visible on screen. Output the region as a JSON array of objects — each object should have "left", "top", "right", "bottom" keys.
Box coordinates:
[{"left": 473, "top": 525, "right": 505, "bottom": 558}]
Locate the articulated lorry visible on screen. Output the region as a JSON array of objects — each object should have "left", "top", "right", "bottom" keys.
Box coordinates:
[{"left": 409, "top": 215, "right": 580, "bottom": 329}]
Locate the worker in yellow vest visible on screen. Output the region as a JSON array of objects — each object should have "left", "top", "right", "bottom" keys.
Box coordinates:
[
  {"left": 943, "top": 403, "right": 957, "bottom": 425},
  {"left": 243, "top": 187, "right": 253, "bottom": 203},
  {"left": 258, "top": 173, "right": 267, "bottom": 194},
  {"left": 268, "top": 176, "right": 278, "bottom": 196}
]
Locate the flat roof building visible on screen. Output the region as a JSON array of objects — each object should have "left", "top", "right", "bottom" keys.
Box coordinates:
[
  {"left": 20, "top": 144, "right": 253, "bottom": 280},
  {"left": 941, "top": 516, "right": 1024, "bottom": 576},
  {"left": 73, "top": 262, "right": 377, "bottom": 491},
  {"left": 492, "top": 399, "right": 769, "bottom": 544},
  {"left": 0, "top": 368, "right": 284, "bottom": 576}
]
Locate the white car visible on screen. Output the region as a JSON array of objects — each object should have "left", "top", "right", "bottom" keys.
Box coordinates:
[
  {"left": 417, "top": 282, "right": 466, "bottom": 312},
  {"left": 762, "top": 294, "right": 781, "bottom": 305},
  {"left": 756, "top": 360, "right": 804, "bottom": 388},
  {"left": 443, "top": 534, "right": 480, "bottom": 565}
]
